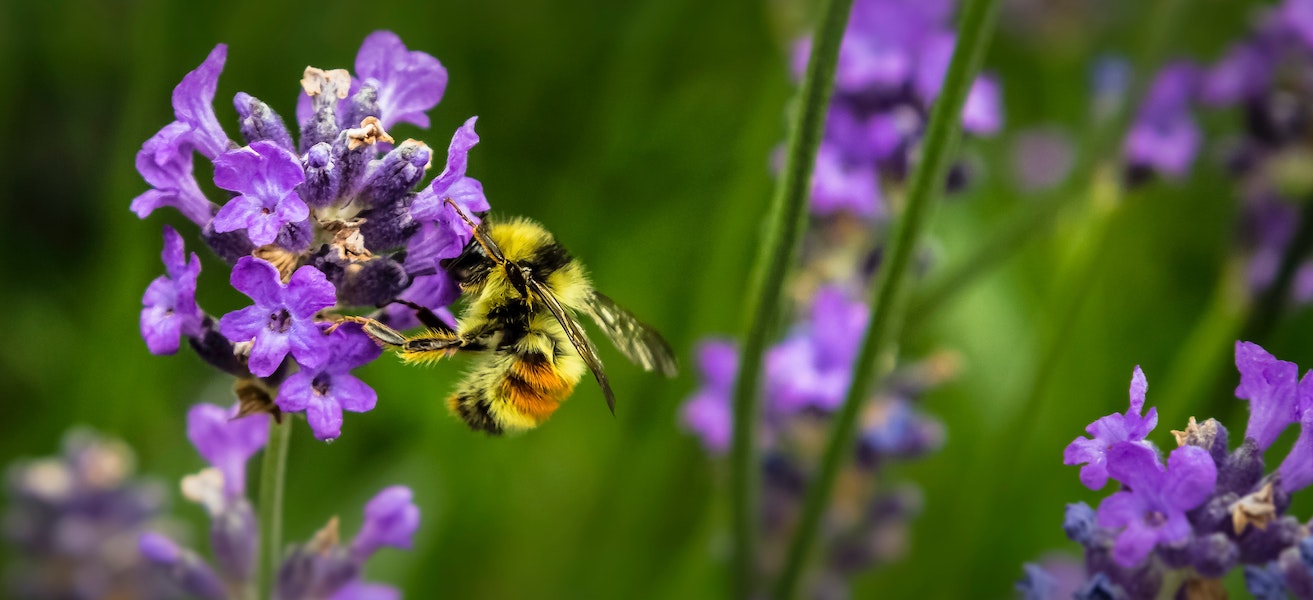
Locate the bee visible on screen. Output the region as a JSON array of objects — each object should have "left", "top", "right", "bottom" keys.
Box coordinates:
[{"left": 340, "top": 199, "right": 678, "bottom": 434}]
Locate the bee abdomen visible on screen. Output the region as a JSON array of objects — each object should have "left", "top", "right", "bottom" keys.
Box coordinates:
[
  {"left": 447, "top": 391, "right": 502, "bottom": 435},
  {"left": 499, "top": 352, "right": 576, "bottom": 425}
]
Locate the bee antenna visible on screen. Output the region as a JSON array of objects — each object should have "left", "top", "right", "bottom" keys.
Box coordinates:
[{"left": 444, "top": 198, "right": 480, "bottom": 230}]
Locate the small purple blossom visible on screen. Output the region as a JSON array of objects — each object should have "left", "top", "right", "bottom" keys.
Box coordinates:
[
  {"left": 275, "top": 323, "right": 382, "bottom": 441},
  {"left": 350, "top": 486, "right": 421, "bottom": 560},
  {"left": 408, "top": 117, "right": 488, "bottom": 276},
  {"left": 1123, "top": 63, "right": 1201, "bottom": 179},
  {"left": 1235, "top": 340, "right": 1306, "bottom": 450},
  {"left": 141, "top": 226, "right": 204, "bottom": 355},
  {"left": 355, "top": 31, "right": 449, "bottom": 129},
  {"left": 766, "top": 286, "right": 869, "bottom": 413},
  {"left": 131, "top": 122, "right": 216, "bottom": 226},
  {"left": 1096, "top": 443, "right": 1217, "bottom": 567},
  {"left": 680, "top": 340, "right": 738, "bottom": 453},
  {"left": 186, "top": 403, "right": 269, "bottom": 499},
  {"left": 212, "top": 141, "right": 309, "bottom": 246},
  {"left": 1063, "top": 366, "right": 1159, "bottom": 490},
  {"left": 219, "top": 257, "right": 336, "bottom": 377},
  {"left": 172, "top": 45, "right": 232, "bottom": 160}
]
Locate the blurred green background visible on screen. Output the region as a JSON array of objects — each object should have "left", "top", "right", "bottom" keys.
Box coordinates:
[{"left": 0, "top": 0, "right": 1303, "bottom": 597}]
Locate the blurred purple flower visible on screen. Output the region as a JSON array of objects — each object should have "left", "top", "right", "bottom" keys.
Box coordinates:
[
  {"left": 276, "top": 323, "right": 382, "bottom": 441},
  {"left": 350, "top": 485, "right": 421, "bottom": 560},
  {"left": 680, "top": 340, "right": 738, "bottom": 453},
  {"left": 1123, "top": 63, "right": 1201, "bottom": 179},
  {"left": 219, "top": 257, "right": 336, "bottom": 377},
  {"left": 141, "top": 226, "right": 204, "bottom": 355},
  {"left": 1096, "top": 443, "right": 1216, "bottom": 567},
  {"left": 1063, "top": 366, "right": 1159, "bottom": 491},
  {"left": 186, "top": 403, "right": 269, "bottom": 499},
  {"left": 766, "top": 286, "right": 869, "bottom": 414}
]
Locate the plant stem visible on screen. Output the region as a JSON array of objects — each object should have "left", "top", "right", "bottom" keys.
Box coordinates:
[
  {"left": 725, "top": 0, "right": 853, "bottom": 595},
  {"left": 257, "top": 417, "right": 292, "bottom": 599},
  {"left": 771, "top": 0, "right": 1000, "bottom": 597}
]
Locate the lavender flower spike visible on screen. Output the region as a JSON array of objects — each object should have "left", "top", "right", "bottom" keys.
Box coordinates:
[
  {"left": 1063, "top": 366, "right": 1159, "bottom": 490},
  {"left": 350, "top": 486, "right": 421, "bottom": 561},
  {"left": 1096, "top": 443, "right": 1217, "bottom": 567},
  {"left": 140, "top": 226, "right": 203, "bottom": 355},
  {"left": 219, "top": 257, "right": 336, "bottom": 376},
  {"left": 186, "top": 403, "right": 269, "bottom": 500},
  {"left": 211, "top": 141, "right": 309, "bottom": 247},
  {"left": 276, "top": 323, "right": 382, "bottom": 441},
  {"left": 1235, "top": 341, "right": 1303, "bottom": 450},
  {"left": 355, "top": 31, "right": 448, "bottom": 129}
]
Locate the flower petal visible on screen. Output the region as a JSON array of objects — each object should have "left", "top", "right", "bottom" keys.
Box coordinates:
[
  {"left": 229, "top": 257, "right": 284, "bottom": 307},
  {"left": 173, "top": 44, "right": 230, "bottom": 159},
  {"left": 285, "top": 266, "right": 337, "bottom": 319},
  {"left": 248, "top": 329, "right": 291, "bottom": 377},
  {"left": 355, "top": 31, "right": 447, "bottom": 129},
  {"left": 305, "top": 396, "right": 344, "bottom": 441},
  {"left": 332, "top": 374, "right": 377, "bottom": 413}
]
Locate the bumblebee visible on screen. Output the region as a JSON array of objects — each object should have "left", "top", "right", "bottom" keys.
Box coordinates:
[{"left": 342, "top": 199, "right": 678, "bottom": 434}]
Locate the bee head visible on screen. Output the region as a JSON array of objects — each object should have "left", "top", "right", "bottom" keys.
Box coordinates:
[{"left": 441, "top": 238, "right": 493, "bottom": 288}]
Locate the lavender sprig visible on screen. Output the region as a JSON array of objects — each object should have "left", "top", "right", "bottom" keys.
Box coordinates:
[{"left": 1023, "top": 341, "right": 1313, "bottom": 597}]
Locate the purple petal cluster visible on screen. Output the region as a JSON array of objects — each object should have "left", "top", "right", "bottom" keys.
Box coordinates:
[
  {"left": 141, "top": 226, "right": 204, "bottom": 355},
  {"left": 4, "top": 430, "right": 177, "bottom": 599},
  {"left": 140, "top": 403, "right": 421, "bottom": 598},
  {"left": 1063, "top": 366, "right": 1158, "bottom": 490},
  {"left": 766, "top": 286, "right": 868, "bottom": 413},
  {"left": 791, "top": 0, "right": 1002, "bottom": 217},
  {"left": 679, "top": 340, "right": 738, "bottom": 453},
  {"left": 132, "top": 31, "right": 491, "bottom": 438},
  {"left": 1123, "top": 63, "right": 1201, "bottom": 180},
  {"left": 1025, "top": 341, "right": 1313, "bottom": 596},
  {"left": 276, "top": 322, "right": 382, "bottom": 441}
]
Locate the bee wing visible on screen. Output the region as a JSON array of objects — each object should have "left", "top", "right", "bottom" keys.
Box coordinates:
[
  {"left": 584, "top": 292, "right": 678, "bottom": 377},
  {"left": 528, "top": 278, "right": 617, "bottom": 416}
]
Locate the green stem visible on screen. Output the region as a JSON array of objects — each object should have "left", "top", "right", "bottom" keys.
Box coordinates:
[
  {"left": 257, "top": 417, "right": 292, "bottom": 599},
  {"left": 771, "top": 0, "right": 1000, "bottom": 597},
  {"left": 726, "top": 0, "right": 853, "bottom": 595}
]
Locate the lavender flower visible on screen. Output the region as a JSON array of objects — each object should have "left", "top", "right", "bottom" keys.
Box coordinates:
[
  {"left": 1023, "top": 341, "right": 1313, "bottom": 596},
  {"left": 276, "top": 323, "right": 382, "bottom": 441},
  {"left": 141, "top": 404, "right": 420, "bottom": 598},
  {"left": 766, "top": 286, "right": 868, "bottom": 414},
  {"left": 132, "top": 31, "right": 488, "bottom": 439},
  {"left": 1063, "top": 366, "right": 1158, "bottom": 490},
  {"left": 219, "top": 257, "right": 336, "bottom": 377},
  {"left": 1123, "top": 62, "right": 1201, "bottom": 180},
  {"left": 790, "top": 0, "right": 1002, "bottom": 217},
  {"left": 679, "top": 340, "right": 738, "bottom": 453},
  {"left": 211, "top": 141, "right": 309, "bottom": 246},
  {"left": 4, "top": 430, "right": 176, "bottom": 599},
  {"left": 141, "top": 226, "right": 204, "bottom": 355},
  {"left": 1096, "top": 443, "right": 1216, "bottom": 566}
]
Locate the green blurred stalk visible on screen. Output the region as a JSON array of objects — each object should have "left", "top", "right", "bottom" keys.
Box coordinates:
[
  {"left": 905, "top": 0, "right": 1188, "bottom": 334},
  {"left": 771, "top": 0, "right": 1000, "bottom": 597},
  {"left": 258, "top": 418, "right": 292, "bottom": 599},
  {"left": 726, "top": 0, "right": 852, "bottom": 595}
]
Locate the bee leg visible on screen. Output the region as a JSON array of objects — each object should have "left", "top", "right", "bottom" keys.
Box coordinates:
[
  {"left": 384, "top": 299, "right": 456, "bottom": 334},
  {"left": 330, "top": 315, "right": 409, "bottom": 348}
]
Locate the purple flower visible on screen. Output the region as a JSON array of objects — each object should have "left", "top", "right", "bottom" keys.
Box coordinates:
[
  {"left": 1201, "top": 43, "right": 1272, "bottom": 106},
  {"left": 1235, "top": 341, "right": 1305, "bottom": 450},
  {"left": 219, "top": 257, "right": 336, "bottom": 376},
  {"left": 131, "top": 122, "right": 215, "bottom": 226},
  {"left": 1123, "top": 63, "right": 1201, "bottom": 179},
  {"left": 186, "top": 403, "right": 269, "bottom": 499},
  {"left": 330, "top": 581, "right": 400, "bottom": 600},
  {"left": 212, "top": 141, "right": 309, "bottom": 246},
  {"left": 138, "top": 533, "right": 226, "bottom": 600},
  {"left": 1096, "top": 443, "right": 1217, "bottom": 567},
  {"left": 173, "top": 45, "right": 231, "bottom": 160},
  {"left": 355, "top": 31, "right": 448, "bottom": 129},
  {"left": 679, "top": 340, "right": 738, "bottom": 453},
  {"left": 766, "top": 286, "right": 869, "bottom": 414},
  {"left": 1285, "top": 0, "right": 1313, "bottom": 51},
  {"left": 275, "top": 323, "right": 381, "bottom": 441},
  {"left": 141, "top": 226, "right": 204, "bottom": 355},
  {"left": 1278, "top": 402, "right": 1313, "bottom": 492},
  {"left": 350, "top": 486, "right": 421, "bottom": 560},
  {"left": 1063, "top": 366, "right": 1159, "bottom": 490},
  {"left": 809, "top": 143, "right": 882, "bottom": 218},
  {"left": 408, "top": 117, "right": 488, "bottom": 275}
]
